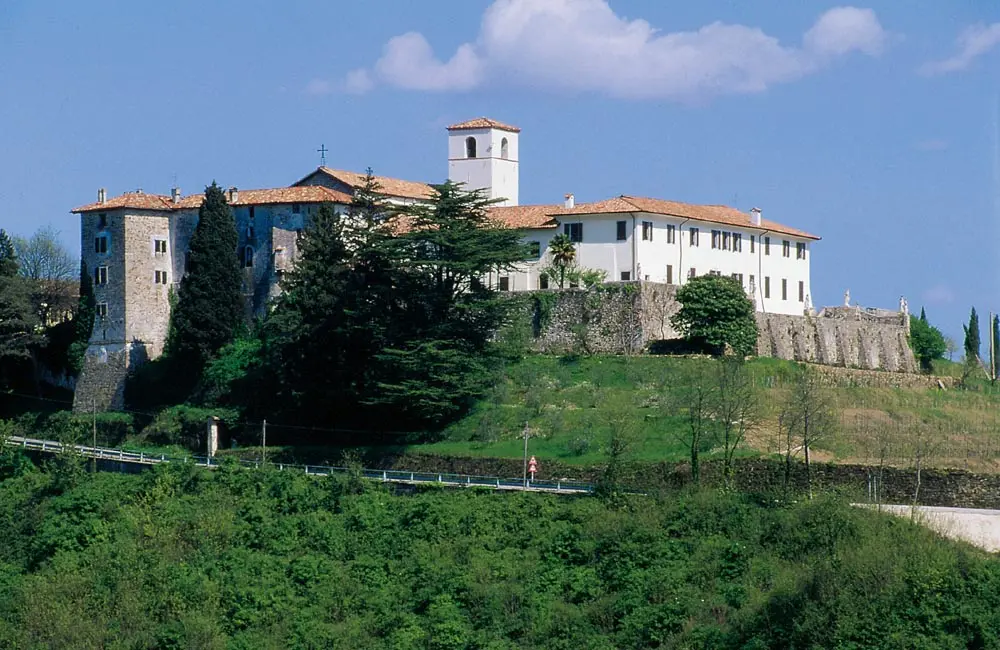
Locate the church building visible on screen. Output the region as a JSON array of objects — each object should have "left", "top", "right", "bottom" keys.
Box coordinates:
[{"left": 71, "top": 117, "right": 818, "bottom": 410}]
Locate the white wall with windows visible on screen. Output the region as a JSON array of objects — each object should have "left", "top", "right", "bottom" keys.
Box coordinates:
[{"left": 506, "top": 212, "right": 813, "bottom": 316}]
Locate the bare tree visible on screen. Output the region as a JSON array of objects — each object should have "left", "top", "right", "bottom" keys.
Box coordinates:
[
  {"left": 596, "top": 394, "right": 639, "bottom": 499},
  {"left": 714, "top": 358, "right": 762, "bottom": 489},
  {"left": 12, "top": 227, "right": 77, "bottom": 325},
  {"left": 909, "top": 419, "right": 943, "bottom": 512},
  {"left": 780, "top": 364, "right": 837, "bottom": 498},
  {"left": 668, "top": 361, "right": 718, "bottom": 485}
]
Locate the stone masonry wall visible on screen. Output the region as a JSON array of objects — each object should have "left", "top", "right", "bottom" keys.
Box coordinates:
[
  {"left": 529, "top": 282, "right": 918, "bottom": 373},
  {"left": 72, "top": 344, "right": 130, "bottom": 411}
]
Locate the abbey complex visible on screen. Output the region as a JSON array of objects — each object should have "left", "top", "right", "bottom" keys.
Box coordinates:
[{"left": 71, "top": 117, "right": 912, "bottom": 410}]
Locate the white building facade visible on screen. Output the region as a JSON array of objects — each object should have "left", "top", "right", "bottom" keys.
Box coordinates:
[{"left": 446, "top": 119, "right": 819, "bottom": 317}]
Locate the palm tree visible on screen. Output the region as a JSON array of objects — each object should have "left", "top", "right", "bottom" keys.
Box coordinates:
[{"left": 548, "top": 234, "right": 576, "bottom": 288}]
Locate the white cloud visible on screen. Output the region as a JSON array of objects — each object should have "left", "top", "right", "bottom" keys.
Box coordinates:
[
  {"left": 345, "top": 1, "right": 888, "bottom": 100},
  {"left": 920, "top": 22, "right": 1000, "bottom": 75},
  {"left": 345, "top": 69, "right": 375, "bottom": 95}
]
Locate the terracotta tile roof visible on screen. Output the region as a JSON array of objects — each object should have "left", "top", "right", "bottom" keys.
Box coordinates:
[
  {"left": 551, "top": 195, "right": 820, "bottom": 240},
  {"left": 73, "top": 192, "right": 175, "bottom": 213},
  {"left": 74, "top": 186, "right": 353, "bottom": 213},
  {"left": 486, "top": 204, "right": 561, "bottom": 229},
  {"left": 306, "top": 167, "right": 434, "bottom": 201},
  {"left": 175, "top": 186, "right": 353, "bottom": 209},
  {"left": 447, "top": 117, "right": 521, "bottom": 133}
]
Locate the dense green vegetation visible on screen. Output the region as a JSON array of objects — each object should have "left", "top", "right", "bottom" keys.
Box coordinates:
[
  {"left": 0, "top": 455, "right": 996, "bottom": 648},
  {"left": 672, "top": 275, "right": 758, "bottom": 357}
]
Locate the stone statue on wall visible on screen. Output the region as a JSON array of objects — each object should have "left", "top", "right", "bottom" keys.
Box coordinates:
[
  {"left": 844, "top": 289, "right": 851, "bottom": 307},
  {"left": 805, "top": 293, "right": 813, "bottom": 313},
  {"left": 899, "top": 295, "right": 908, "bottom": 316}
]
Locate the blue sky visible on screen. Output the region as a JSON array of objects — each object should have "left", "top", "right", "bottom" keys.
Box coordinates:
[{"left": 1, "top": 0, "right": 997, "bottom": 341}]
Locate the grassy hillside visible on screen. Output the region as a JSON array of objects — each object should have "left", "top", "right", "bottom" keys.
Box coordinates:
[
  {"left": 419, "top": 355, "right": 1000, "bottom": 471},
  {"left": 0, "top": 452, "right": 998, "bottom": 648}
]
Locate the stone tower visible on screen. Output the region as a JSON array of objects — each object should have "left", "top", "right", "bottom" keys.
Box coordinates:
[{"left": 447, "top": 118, "right": 520, "bottom": 207}]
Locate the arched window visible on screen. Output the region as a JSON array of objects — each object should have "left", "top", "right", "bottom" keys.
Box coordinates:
[
  {"left": 500, "top": 137, "right": 509, "bottom": 160},
  {"left": 241, "top": 245, "right": 254, "bottom": 268},
  {"left": 465, "top": 136, "right": 477, "bottom": 158}
]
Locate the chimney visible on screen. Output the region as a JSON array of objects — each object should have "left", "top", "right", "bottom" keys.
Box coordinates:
[
  {"left": 97, "top": 188, "right": 106, "bottom": 204},
  {"left": 750, "top": 207, "right": 762, "bottom": 227},
  {"left": 564, "top": 193, "right": 575, "bottom": 209},
  {"left": 135, "top": 188, "right": 143, "bottom": 195},
  {"left": 171, "top": 187, "right": 181, "bottom": 204},
  {"left": 228, "top": 187, "right": 238, "bottom": 203}
]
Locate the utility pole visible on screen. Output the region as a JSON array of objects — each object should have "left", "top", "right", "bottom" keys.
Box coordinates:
[
  {"left": 262, "top": 419, "right": 267, "bottom": 465},
  {"left": 92, "top": 399, "right": 97, "bottom": 473},
  {"left": 522, "top": 423, "right": 529, "bottom": 489}
]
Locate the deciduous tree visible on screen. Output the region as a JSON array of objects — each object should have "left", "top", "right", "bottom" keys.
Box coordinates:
[
  {"left": 908, "top": 311, "right": 946, "bottom": 372},
  {"left": 672, "top": 275, "right": 758, "bottom": 357},
  {"left": 780, "top": 364, "right": 837, "bottom": 498}
]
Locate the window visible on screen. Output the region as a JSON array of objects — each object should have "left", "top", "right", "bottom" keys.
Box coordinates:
[
  {"left": 731, "top": 273, "right": 743, "bottom": 285},
  {"left": 798, "top": 281, "right": 805, "bottom": 302},
  {"left": 750, "top": 235, "right": 755, "bottom": 253},
  {"left": 688, "top": 267, "right": 696, "bottom": 279},
  {"left": 94, "top": 236, "right": 108, "bottom": 254},
  {"left": 154, "top": 239, "right": 167, "bottom": 254},
  {"left": 709, "top": 270, "right": 721, "bottom": 277},
  {"left": 733, "top": 233, "right": 742, "bottom": 252},
  {"left": 249, "top": 206, "right": 255, "bottom": 220},
  {"left": 764, "top": 276, "right": 771, "bottom": 299},
  {"left": 94, "top": 266, "right": 108, "bottom": 286},
  {"left": 711, "top": 230, "right": 720, "bottom": 249},
  {"left": 96, "top": 303, "right": 108, "bottom": 319},
  {"left": 465, "top": 136, "right": 477, "bottom": 158},
  {"left": 764, "top": 236, "right": 771, "bottom": 256},
  {"left": 245, "top": 225, "right": 255, "bottom": 241},
  {"left": 184, "top": 252, "right": 191, "bottom": 272},
  {"left": 749, "top": 275, "right": 756, "bottom": 293},
  {"left": 154, "top": 270, "right": 168, "bottom": 285},
  {"left": 642, "top": 221, "right": 653, "bottom": 241},
  {"left": 689, "top": 227, "right": 699, "bottom": 247},
  {"left": 666, "top": 265, "right": 673, "bottom": 285},
  {"left": 782, "top": 278, "right": 788, "bottom": 300},
  {"left": 527, "top": 241, "right": 541, "bottom": 260},
  {"left": 97, "top": 213, "right": 107, "bottom": 229},
  {"left": 796, "top": 242, "right": 806, "bottom": 260},
  {"left": 500, "top": 137, "right": 509, "bottom": 160},
  {"left": 666, "top": 224, "right": 676, "bottom": 244},
  {"left": 498, "top": 276, "right": 510, "bottom": 291},
  {"left": 241, "top": 245, "right": 254, "bottom": 268},
  {"left": 783, "top": 240, "right": 790, "bottom": 258},
  {"left": 292, "top": 203, "right": 301, "bottom": 215},
  {"left": 539, "top": 274, "right": 549, "bottom": 290},
  {"left": 616, "top": 220, "right": 627, "bottom": 241},
  {"left": 722, "top": 232, "right": 731, "bottom": 250},
  {"left": 564, "top": 222, "right": 583, "bottom": 243},
  {"left": 620, "top": 271, "right": 631, "bottom": 281}
]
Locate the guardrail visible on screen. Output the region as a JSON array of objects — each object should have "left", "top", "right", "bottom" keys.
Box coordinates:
[{"left": 3, "top": 435, "right": 594, "bottom": 495}]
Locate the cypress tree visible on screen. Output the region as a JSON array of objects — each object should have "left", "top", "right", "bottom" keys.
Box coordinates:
[
  {"left": 993, "top": 315, "right": 1000, "bottom": 381},
  {"left": 67, "top": 259, "right": 96, "bottom": 374},
  {"left": 166, "top": 183, "right": 242, "bottom": 380},
  {"left": 963, "top": 307, "right": 981, "bottom": 362},
  {"left": 0, "top": 230, "right": 18, "bottom": 278},
  {"left": 919, "top": 307, "right": 927, "bottom": 322},
  {"left": 0, "top": 233, "right": 39, "bottom": 390}
]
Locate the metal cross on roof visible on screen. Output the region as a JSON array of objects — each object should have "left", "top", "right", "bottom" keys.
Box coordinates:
[{"left": 317, "top": 144, "right": 328, "bottom": 166}]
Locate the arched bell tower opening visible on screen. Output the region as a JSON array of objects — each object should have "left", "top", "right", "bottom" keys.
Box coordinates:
[{"left": 447, "top": 117, "right": 520, "bottom": 207}]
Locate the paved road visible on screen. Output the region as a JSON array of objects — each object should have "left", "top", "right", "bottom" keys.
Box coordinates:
[
  {"left": 857, "top": 503, "right": 1000, "bottom": 551},
  {"left": 4, "top": 435, "right": 595, "bottom": 495}
]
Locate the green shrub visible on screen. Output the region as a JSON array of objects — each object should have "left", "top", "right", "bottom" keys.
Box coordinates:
[
  {"left": 140, "top": 405, "right": 237, "bottom": 451},
  {"left": 12, "top": 411, "right": 135, "bottom": 447}
]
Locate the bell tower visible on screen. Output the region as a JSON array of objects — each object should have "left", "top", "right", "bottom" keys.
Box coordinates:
[{"left": 447, "top": 117, "right": 519, "bottom": 207}]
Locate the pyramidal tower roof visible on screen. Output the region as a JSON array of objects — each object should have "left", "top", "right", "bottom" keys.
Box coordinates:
[{"left": 446, "top": 117, "right": 521, "bottom": 133}]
